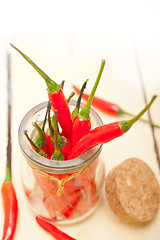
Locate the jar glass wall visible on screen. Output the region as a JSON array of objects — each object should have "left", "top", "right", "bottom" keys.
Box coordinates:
[{"left": 18, "top": 100, "right": 105, "bottom": 225}]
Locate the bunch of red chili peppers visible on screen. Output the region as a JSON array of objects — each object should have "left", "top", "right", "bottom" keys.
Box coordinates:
[
  {"left": 7, "top": 43, "right": 157, "bottom": 240},
  {"left": 10, "top": 43, "right": 157, "bottom": 162}
]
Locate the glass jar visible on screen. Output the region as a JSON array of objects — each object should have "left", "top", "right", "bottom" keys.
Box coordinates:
[{"left": 18, "top": 100, "right": 105, "bottom": 225}]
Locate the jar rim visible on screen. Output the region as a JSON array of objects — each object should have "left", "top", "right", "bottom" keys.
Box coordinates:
[{"left": 18, "top": 100, "right": 103, "bottom": 173}]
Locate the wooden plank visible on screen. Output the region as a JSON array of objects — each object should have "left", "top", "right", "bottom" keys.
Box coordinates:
[{"left": 133, "top": 32, "right": 160, "bottom": 176}]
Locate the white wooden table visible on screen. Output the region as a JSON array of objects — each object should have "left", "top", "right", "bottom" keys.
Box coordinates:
[{"left": 0, "top": 7, "right": 160, "bottom": 239}]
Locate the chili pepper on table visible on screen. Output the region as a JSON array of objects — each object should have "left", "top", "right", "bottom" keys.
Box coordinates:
[
  {"left": 72, "top": 60, "right": 105, "bottom": 146},
  {"left": 68, "top": 95, "right": 156, "bottom": 159},
  {"left": 10, "top": 43, "right": 73, "bottom": 140},
  {"left": 1, "top": 180, "right": 18, "bottom": 240},
  {"left": 1, "top": 50, "right": 18, "bottom": 240},
  {"left": 72, "top": 84, "right": 160, "bottom": 128},
  {"left": 36, "top": 216, "right": 77, "bottom": 240},
  {"left": 1, "top": 159, "right": 18, "bottom": 240}
]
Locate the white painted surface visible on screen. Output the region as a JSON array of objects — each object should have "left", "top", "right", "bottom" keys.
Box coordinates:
[{"left": 0, "top": 1, "right": 160, "bottom": 239}]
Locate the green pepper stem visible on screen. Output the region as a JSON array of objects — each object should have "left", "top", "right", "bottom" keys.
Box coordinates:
[
  {"left": 51, "top": 110, "right": 64, "bottom": 160},
  {"left": 47, "top": 104, "right": 61, "bottom": 142},
  {"left": 10, "top": 43, "right": 60, "bottom": 94},
  {"left": 4, "top": 166, "right": 11, "bottom": 182},
  {"left": 119, "top": 95, "right": 157, "bottom": 132},
  {"left": 79, "top": 60, "right": 105, "bottom": 120},
  {"left": 72, "top": 79, "right": 88, "bottom": 119},
  {"left": 60, "top": 80, "right": 65, "bottom": 90},
  {"left": 47, "top": 103, "right": 55, "bottom": 138},
  {"left": 118, "top": 108, "right": 160, "bottom": 128},
  {"left": 54, "top": 110, "right": 59, "bottom": 150},
  {"left": 24, "top": 130, "right": 47, "bottom": 157},
  {"left": 42, "top": 101, "right": 52, "bottom": 131},
  {"left": 67, "top": 91, "right": 75, "bottom": 103},
  {"left": 32, "top": 122, "right": 47, "bottom": 147}
]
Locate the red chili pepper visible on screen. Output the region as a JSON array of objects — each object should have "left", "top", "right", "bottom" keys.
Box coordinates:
[
  {"left": 49, "top": 88, "right": 73, "bottom": 140},
  {"left": 68, "top": 96, "right": 156, "bottom": 159},
  {"left": 72, "top": 85, "right": 160, "bottom": 128},
  {"left": 36, "top": 216, "right": 77, "bottom": 240},
  {"left": 1, "top": 182, "right": 18, "bottom": 240},
  {"left": 60, "top": 137, "right": 72, "bottom": 159},
  {"left": 10, "top": 43, "right": 73, "bottom": 140},
  {"left": 72, "top": 60, "right": 105, "bottom": 146},
  {"left": 72, "top": 116, "right": 91, "bottom": 146},
  {"left": 1, "top": 167, "right": 18, "bottom": 240},
  {"left": 46, "top": 134, "right": 55, "bottom": 157}
]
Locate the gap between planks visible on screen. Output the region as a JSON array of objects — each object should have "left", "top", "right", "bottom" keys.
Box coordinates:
[
  {"left": 133, "top": 44, "right": 160, "bottom": 170},
  {"left": 6, "top": 51, "right": 12, "bottom": 178}
]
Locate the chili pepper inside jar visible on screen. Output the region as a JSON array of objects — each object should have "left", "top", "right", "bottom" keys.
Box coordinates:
[{"left": 18, "top": 100, "right": 105, "bottom": 225}]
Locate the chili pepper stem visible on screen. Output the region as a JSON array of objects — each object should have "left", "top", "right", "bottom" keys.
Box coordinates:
[
  {"left": 67, "top": 91, "right": 75, "bottom": 103},
  {"left": 47, "top": 103, "right": 62, "bottom": 144},
  {"left": 4, "top": 167, "right": 11, "bottom": 182},
  {"left": 119, "top": 108, "right": 160, "bottom": 128},
  {"left": 60, "top": 80, "right": 65, "bottom": 90},
  {"left": 72, "top": 79, "right": 88, "bottom": 119},
  {"left": 51, "top": 110, "right": 64, "bottom": 160},
  {"left": 33, "top": 122, "right": 47, "bottom": 146},
  {"left": 42, "top": 101, "right": 52, "bottom": 131},
  {"left": 47, "top": 103, "right": 55, "bottom": 138},
  {"left": 24, "top": 130, "right": 47, "bottom": 157},
  {"left": 119, "top": 95, "right": 157, "bottom": 132},
  {"left": 79, "top": 60, "right": 105, "bottom": 120},
  {"left": 10, "top": 43, "right": 60, "bottom": 94},
  {"left": 76, "top": 79, "right": 88, "bottom": 109},
  {"left": 54, "top": 111, "right": 59, "bottom": 150},
  {"left": 72, "top": 84, "right": 159, "bottom": 128}
]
